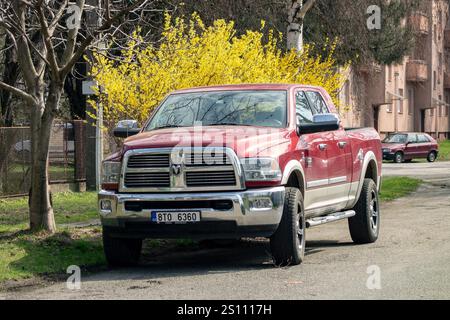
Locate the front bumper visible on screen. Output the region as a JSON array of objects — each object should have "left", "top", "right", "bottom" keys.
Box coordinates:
[
  {"left": 382, "top": 151, "right": 395, "bottom": 160},
  {"left": 98, "top": 187, "right": 285, "bottom": 239}
]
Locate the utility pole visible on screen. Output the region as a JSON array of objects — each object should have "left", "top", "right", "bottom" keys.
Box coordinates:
[{"left": 84, "top": 0, "right": 103, "bottom": 191}]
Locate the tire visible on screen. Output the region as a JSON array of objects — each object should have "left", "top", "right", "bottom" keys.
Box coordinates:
[
  {"left": 427, "top": 151, "right": 437, "bottom": 163},
  {"left": 348, "top": 179, "right": 380, "bottom": 244},
  {"left": 394, "top": 152, "right": 404, "bottom": 163},
  {"left": 102, "top": 227, "right": 142, "bottom": 267},
  {"left": 270, "top": 188, "right": 305, "bottom": 266}
]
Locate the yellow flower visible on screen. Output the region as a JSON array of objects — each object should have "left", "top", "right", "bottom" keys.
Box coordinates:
[{"left": 91, "top": 14, "right": 346, "bottom": 128}]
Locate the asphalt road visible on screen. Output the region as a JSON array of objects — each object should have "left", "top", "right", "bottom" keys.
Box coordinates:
[
  {"left": 2, "top": 162, "right": 450, "bottom": 300},
  {"left": 382, "top": 161, "right": 450, "bottom": 182}
]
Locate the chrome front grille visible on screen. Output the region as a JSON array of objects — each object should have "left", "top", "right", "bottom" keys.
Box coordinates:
[
  {"left": 186, "top": 171, "right": 237, "bottom": 187},
  {"left": 120, "top": 148, "right": 243, "bottom": 192},
  {"left": 127, "top": 154, "right": 170, "bottom": 168},
  {"left": 124, "top": 172, "right": 170, "bottom": 188},
  {"left": 185, "top": 153, "right": 230, "bottom": 167}
]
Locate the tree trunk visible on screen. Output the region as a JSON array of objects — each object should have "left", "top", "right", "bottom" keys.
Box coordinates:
[
  {"left": 287, "top": 0, "right": 304, "bottom": 51},
  {"left": 28, "top": 84, "right": 62, "bottom": 233}
]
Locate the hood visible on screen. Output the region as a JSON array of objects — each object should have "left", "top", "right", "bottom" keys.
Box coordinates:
[
  {"left": 381, "top": 142, "right": 405, "bottom": 150},
  {"left": 122, "top": 126, "right": 294, "bottom": 158}
]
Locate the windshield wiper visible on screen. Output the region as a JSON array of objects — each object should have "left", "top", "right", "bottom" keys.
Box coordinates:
[
  {"left": 152, "top": 125, "right": 183, "bottom": 130},
  {"left": 207, "top": 123, "right": 252, "bottom": 127}
]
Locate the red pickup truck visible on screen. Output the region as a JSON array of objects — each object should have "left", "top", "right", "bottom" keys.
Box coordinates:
[{"left": 99, "top": 84, "right": 382, "bottom": 267}]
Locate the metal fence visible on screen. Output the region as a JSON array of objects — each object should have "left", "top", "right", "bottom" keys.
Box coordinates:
[{"left": 0, "top": 120, "right": 86, "bottom": 197}]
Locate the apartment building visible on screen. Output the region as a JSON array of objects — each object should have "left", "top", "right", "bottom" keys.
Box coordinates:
[{"left": 340, "top": 0, "right": 450, "bottom": 140}]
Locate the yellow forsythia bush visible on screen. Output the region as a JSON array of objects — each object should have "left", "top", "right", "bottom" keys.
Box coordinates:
[{"left": 91, "top": 13, "right": 346, "bottom": 126}]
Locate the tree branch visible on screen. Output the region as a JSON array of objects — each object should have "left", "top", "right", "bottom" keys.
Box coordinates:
[
  {"left": 60, "top": 0, "right": 149, "bottom": 76},
  {"left": 36, "top": 0, "right": 61, "bottom": 80},
  {"left": 0, "top": 80, "right": 35, "bottom": 105},
  {"left": 297, "top": 0, "right": 317, "bottom": 20}
]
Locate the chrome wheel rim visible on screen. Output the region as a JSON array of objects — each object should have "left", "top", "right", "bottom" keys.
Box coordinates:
[
  {"left": 430, "top": 153, "right": 435, "bottom": 161},
  {"left": 296, "top": 204, "right": 305, "bottom": 252},
  {"left": 369, "top": 190, "right": 379, "bottom": 232},
  {"left": 396, "top": 154, "right": 402, "bottom": 163}
]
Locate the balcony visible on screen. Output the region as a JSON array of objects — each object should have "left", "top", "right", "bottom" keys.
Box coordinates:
[
  {"left": 409, "top": 13, "right": 429, "bottom": 35},
  {"left": 406, "top": 60, "right": 428, "bottom": 82},
  {"left": 444, "top": 72, "right": 450, "bottom": 89},
  {"left": 445, "top": 29, "right": 450, "bottom": 49}
]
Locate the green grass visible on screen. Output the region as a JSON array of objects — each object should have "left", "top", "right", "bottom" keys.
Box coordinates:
[
  {"left": 0, "top": 228, "right": 105, "bottom": 283},
  {"left": 437, "top": 140, "right": 450, "bottom": 161},
  {"left": 0, "top": 192, "right": 98, "bottom": 233},
  {"left": 380, "top": 177, "right": 422, "bottom": 201}
]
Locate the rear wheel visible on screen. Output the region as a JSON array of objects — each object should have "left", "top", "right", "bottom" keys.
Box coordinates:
[
  {"left": 427, "top": 151, "right": 437, "bottom": 162},
  {"left": 394, "top": 152, "right": 404, "bottom": 163},
  {"left": 270, "top": 188, "right": 305, "bottom": 266},
  {"left": 102, "top": 227, "right": 142, "bottom": 267},
  {"left": 348, "top": 179, "right": 380, "bottom": 244}
]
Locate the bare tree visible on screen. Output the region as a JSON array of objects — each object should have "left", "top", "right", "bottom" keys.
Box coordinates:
[
  {"left": 287, "top": 0, "right": 316, "bottom": 51},
  {"left": 0, "top": 0, "right": 155, "bottom": 232}
]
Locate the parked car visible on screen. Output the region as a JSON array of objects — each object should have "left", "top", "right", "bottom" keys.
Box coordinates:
[
  {"left": 98, "top": 84, "right": 382, "bottom": 267},
  {"left": 382, "top": 132, "right": 439, "bottom": 163}
]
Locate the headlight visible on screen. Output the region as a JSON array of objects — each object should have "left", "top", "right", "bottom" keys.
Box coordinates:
[
  {"left": 240, "top": 158, "right": 282, "bottom": 181},
  {"left": 102, "top": 161, "right": 121, "bottom": 185}
]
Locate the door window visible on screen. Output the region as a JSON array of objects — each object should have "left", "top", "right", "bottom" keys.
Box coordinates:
[
  {"left": 295, "top": 91, "right": 314, "bottom": 124},
  {"left": 407, "top": 134, "right": 418, "bottom": 144},
  {"left": 305, "top": 91, "right": 329, "bottom": 114},
  {"left": 417, "top": 134, "right": 430, "bottom": 143}
]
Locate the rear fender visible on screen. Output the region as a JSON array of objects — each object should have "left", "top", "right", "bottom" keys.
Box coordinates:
[{"left": 348, "top": 151, "right": 380, "bottom": 208}]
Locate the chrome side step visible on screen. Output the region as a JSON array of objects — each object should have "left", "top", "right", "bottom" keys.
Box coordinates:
[{"left": 306, "top": 210, "right": 356, "bottom": 228}]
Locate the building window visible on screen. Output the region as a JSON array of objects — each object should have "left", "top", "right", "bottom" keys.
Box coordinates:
[
  {"left": 430, "top": 108, "right": 434, "bottom": 117},
  {"left": 398, "top": 89, "right": 404, "bottom": 114},
  {"left": 434, "top": 71, "right": 437, "bottom": 90},
  {"left": 408, "top": 88, "right": 414, "bottom": 115},
  {"left": 388, "top": 65, "right": 392, "bottom": 82},
  {"left": 439, "top": 95, "right": 443, "bottom": 117},
  {"left": 434, "top": 24, "right": 437, "bottom": 42}
]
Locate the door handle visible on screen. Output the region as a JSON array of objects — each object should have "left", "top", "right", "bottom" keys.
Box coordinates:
[
  {"left": 318, "top": 144, "right": 327, "bottom": 151},
  {"left": 338, "top": 141, "right": 347, "bottom": 149}
]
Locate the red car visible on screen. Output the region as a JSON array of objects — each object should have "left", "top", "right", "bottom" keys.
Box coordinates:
[
  {"left": 100, "top": 84, "right": 382, "bottom": 267},
  {"left": 382, "top": 132, "right": 439, "bottom": 163}
]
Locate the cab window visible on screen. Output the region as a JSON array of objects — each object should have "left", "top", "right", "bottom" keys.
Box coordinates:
[
  {"left": 305, "top": 91, "right": 329, "bottom": 114},
  {"left": 295, "top": 91, "right": 314, "bottom": 124}
]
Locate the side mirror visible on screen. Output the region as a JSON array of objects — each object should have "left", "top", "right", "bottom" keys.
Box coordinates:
[
  {"left": 113, "top": 120, "right": 141, "bottom": 138},
  {"left": 297, "top": 113, "right": 340, "bottom": 135}
]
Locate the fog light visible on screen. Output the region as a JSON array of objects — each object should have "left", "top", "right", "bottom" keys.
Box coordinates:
[
  {"left": 249, "top": 198, "right": 273, "bottom": 211},
  {"left": 100, "top": 200, "right": 112, "bottom": 214}
]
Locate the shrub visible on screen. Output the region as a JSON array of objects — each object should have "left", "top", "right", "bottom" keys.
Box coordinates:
[{"left": 91, "top": 13, "right": 346, "bottom": 127}]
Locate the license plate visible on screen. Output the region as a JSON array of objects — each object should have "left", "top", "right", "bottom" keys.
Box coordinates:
[{"left": 151, "top": 211, "right": 201, "bottom": 224}]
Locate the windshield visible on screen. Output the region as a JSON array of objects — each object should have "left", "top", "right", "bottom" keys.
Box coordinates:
[
  {"left": 383, "top": 134, "right": 408, "bottom": 144},
  {"left": 146, "top": 90, "right": 288, "bottom": 130}
]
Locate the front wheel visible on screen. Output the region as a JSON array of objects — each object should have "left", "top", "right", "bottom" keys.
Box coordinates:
[
  {"left": 102, "top": 227, "right": 142, "bottom": 267},
  {"left": 427, "top": 151, "right": 437, "bottom": 162},
  {"left": 270, "top": 188, "right": 305, "bottom": 266},
  {"left": 394, "top": 152, "right": 404, "bottom": 163},
  {"left": 348, "top": 179, "right": 380, "bottom": 244}
]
